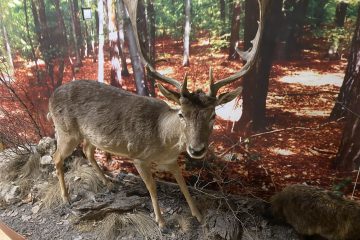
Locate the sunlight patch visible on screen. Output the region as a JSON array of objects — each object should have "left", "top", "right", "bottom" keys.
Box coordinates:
[
  {"left": 270, "top": 148, "right": 296, "bottom": 156},
  {"left": 279, "top": 71, "right": 343, "bottom": 87},
  {"left": 288, "top": 108, "right": 331, "bottom": 117}
]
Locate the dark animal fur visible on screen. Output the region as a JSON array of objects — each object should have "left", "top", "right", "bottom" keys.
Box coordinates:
[{"left": 270, "top": 184, "right": 360, "bottom": 240}]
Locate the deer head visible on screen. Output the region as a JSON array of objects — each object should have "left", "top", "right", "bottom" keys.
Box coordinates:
[{"left": 123, "top": 0, "right": 265, "bottom": 158}]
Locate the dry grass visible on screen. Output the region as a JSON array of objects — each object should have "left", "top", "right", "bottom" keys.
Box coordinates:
[
  {"left": 42, "top": 157, "right": 106, "bottom": 208},
  {"left": 96, "top": 211, "right": 161, "bottom": 240}
]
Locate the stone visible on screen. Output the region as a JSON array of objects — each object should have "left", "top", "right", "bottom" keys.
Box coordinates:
[
  {"left": 40, "top": 155, "right": 53, "bottom": 165},
  {"left": 0, "top": 182, "right": 20, "bottom": 203}
]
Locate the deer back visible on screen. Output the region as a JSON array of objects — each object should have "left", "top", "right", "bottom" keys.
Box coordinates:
[{"left": 49, "top": 80, "right": 183, "bottom": 161}]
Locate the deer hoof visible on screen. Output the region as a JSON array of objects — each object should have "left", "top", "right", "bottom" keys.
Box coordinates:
[
  {"left": 193, "top": 212, "right": 203, "bottom": 223},
  {"left": 62, "top": 194, "right": 71, "bottom": 206}
]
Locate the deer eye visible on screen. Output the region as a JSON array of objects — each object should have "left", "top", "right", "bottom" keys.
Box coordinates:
[{"left": 178, "top": 112, "right": 184, "bottom": 119}]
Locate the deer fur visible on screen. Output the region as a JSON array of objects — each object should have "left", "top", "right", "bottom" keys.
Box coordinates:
[
  {"left": 48, "top": 80, "right": 240, "bottom": 228},
  {"left": 270, "top": 184, "right": 360, "bottom": 240}
]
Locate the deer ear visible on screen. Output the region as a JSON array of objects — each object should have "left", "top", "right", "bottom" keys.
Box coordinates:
[
  {"left": 216, "top": 87, "right": 243, "bottom": 106},
  {"left": 157, "top": 83, "right": 181, "bottom": 104}
]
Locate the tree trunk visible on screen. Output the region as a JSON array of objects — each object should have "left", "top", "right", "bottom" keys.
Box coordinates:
[
  {"left": 137, "top": 0, "right": 155, "bottom": 96},
  {"left": 54, "top": 0, "right": 68, "bottom": 88},
  {"left": 234, "top": 0, "right": 282, "bottom": 133},
  {"left": 333, "top": 7, "right": 360, "bottom": 170},
  {"left": 219, "top": 0, "right": 226, "bottom": 35},
  {"left": 228, "top": 0, "right": 241, "bottom": 60},
  {"left": 97, "top": 0, "right": 105, "bottom": 83},
  {"left": 114, "top": 1, "right": 130, "bottom": 77},
  {"left": 108, "top": 0, "right": 123, "bottom": 88},
  {"left": 73, "top": 0, "right": 84, "bottom": 57},
  {"left": 146, "top": 0, "right": 156, "bottom": 96},
  {"left": 69, "top": 0, "right": 82, "bottom": 67},
  {"left": 121, "top": 0, "right": 149, "bottom": 96},
  {"left": 313, "top": 0, "right": 329, "bottom": 27},
  {"left": 32, "top": 0, "right": 55, "bottom": 87},
  {"left": 335, "top": 1, "right": 348, "bottom": 28},
  {"left": 0, "top": 15, "right": 14, "bottom": 72},
  {"left": 330, "top": 6, "right": 360, "bottom": 120},
  {"left": 24, "top": 0, "right": 41, "bottom": 83},
  {"left": 182, "top": 0, "right": 191, "bottom": 66}
]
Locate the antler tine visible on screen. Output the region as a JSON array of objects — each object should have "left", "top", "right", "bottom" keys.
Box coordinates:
[
  {"left": 122, "top": 0, "right": 182, "bottom": 90},
  {"left": 209, "top": 0, "right": 266, "bottom": 97}
]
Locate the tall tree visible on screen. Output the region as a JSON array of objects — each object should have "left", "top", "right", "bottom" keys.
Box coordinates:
[
  {"left": 0, "top": 13, "right": 14, "bottom": 72},
  {"left": 313, "top": 0, "right": 329, "bottom": 27},
  {"left": 333, "top": 5, "right": 360, "bottom": 170},
  {"left": 54, "top": 0, "right": 68, "bottom": 88},
  {"left": 234, "top": 0, "right": 283, "bottom": 133},
  {"left": 283, "top": 0, "right": 309, "bottom": 59},
  {"left": 24, "top": 0, "right": 41, "bottom": 83},
  {"left": 228, "top": 0, "right": 242, "bottom": 60},
  {"left": 121, "top": 0, "right": 149, "bottom": 96},
  {"left": 107, "top": 0, "right": 123, "bottom": 88},
  {"left": 97, "top": 0, "right": 105, "bottom": 82},
  {"left": 335, "top": 1, "right": 348, "bottom": 27},
  {"left": 182, "top": 0, "right": 191, "bottom": 66},
  {"left": 69, "top": 0, "right": 83, "bottom": 67},
  {"left": 114, "top": 1, "right": 129, "bottom": 76},
  {"left": 331, "top": 4, "right": 360, "bottom": 120}
]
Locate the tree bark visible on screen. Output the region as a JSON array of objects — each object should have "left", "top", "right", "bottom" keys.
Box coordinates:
[
  {"left": 114, "top": 1, "right": 130, "bottom": 77},
  {"left": 283, "top": 0, "right": 309, "bottom": 59},
  {"left": 108, "top": 0, "right": 123, "bottom": 88},
  {"left": 24, "top": 0, "right": 41, "bottom": 83},
  {"left": 121, "top": 0, "right": 149, "bottom": 96},
  {"left": 146, "top": 0, "right": 156, "bottom": 96},
  {"left": 335, "top": 1, "right": 348, "bottom": 28},
  {"left": 0, "top": 15, "right": 14, "bottom": 72},
  {"left": 54, "top": 0, "right": 68, "bottom": 88},
  {"left": 69, "top": 0, "right": 82, "bottom": 67},
  {"left": 331, "top": 6, "right": 360, "bottom": 120},
  {"left": 234, "top": 0, "right": 282, "bottom": 133},
  {"left": 228, "top": 0, "right": 241, "bottom": 60},
  {"left": 97, "top": 0, "right": 105, "bottom": 83},
  {"left": 313, "top": 0, "right": 329, "bottom": 27},
  {"left": 219, "top": 0, "right": 226, "bottom": 35},
  {"left": 334, "top": 7, "right": 360, "bottom": 170},
  {"left": 182, "top": 0, "right": 191, "bottom": 66}
]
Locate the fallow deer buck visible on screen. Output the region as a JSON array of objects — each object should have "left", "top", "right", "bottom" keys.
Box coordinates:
[{"left": 48, "top": 0, "right": 265, "bottom": 229}]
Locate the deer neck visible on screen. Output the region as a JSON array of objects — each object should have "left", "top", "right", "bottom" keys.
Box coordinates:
[{"left": 159, "top": 109, "right": 185, "bottom": 151}]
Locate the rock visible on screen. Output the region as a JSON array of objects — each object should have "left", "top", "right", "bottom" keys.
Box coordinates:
[
  {"left": 31, "top": 205, "right": 40, "bottom": 214},
  {"left": 40, "top": 155, "right": 53, "bottom": 165},
  {"left": 21, "top": 215, "right": 32, "bottom": 221},
  {"left": 36, "top": 137, "right": 56, "bottom": 156},
  {"left": 204, "top": 210, "right": 242, "bottom": 240},
  {"left": 0, "top": 182, "right": 21, "bottom": 203}
]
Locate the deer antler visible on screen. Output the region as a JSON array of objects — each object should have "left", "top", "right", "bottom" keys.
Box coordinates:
[
  {"left": 123, "top": 0, "right": 265, "bottom": 95},
  {"left": 208, "top": 0, "right": 265, "bottom": 97},
  {"left": 122, "top": 0, "right": 182, "bottom": 90}
]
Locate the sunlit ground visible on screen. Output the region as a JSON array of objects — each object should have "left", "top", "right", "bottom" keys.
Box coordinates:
[{"left": 279, "top": 70, "right": 344, "bottom": 87}]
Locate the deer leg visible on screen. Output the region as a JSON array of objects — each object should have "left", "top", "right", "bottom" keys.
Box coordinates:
[
  {"left": 53, "top": 136, "right": 78, "bottom": 204},
  {"left": 166, "top": 163, "right": 202, "bottom": 223},
  {"left": 83, "top": 139, "right": 114, "bottom": 191},
  {"left": 133, "top": 160, "right": 165, "bottom": 229}
]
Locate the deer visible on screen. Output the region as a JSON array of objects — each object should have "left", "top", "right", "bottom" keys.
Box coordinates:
[{"left": 48, "top": 0, "right": 265, "bottom": 229}]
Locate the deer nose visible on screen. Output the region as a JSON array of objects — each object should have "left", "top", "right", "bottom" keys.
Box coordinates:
[{"left": 188, "top": 144, "right": 206, "bottom": 157}]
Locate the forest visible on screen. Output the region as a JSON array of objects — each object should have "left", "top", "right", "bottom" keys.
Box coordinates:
[{"left": 1, "top": 0, "right": 360, "bottom": 239}]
